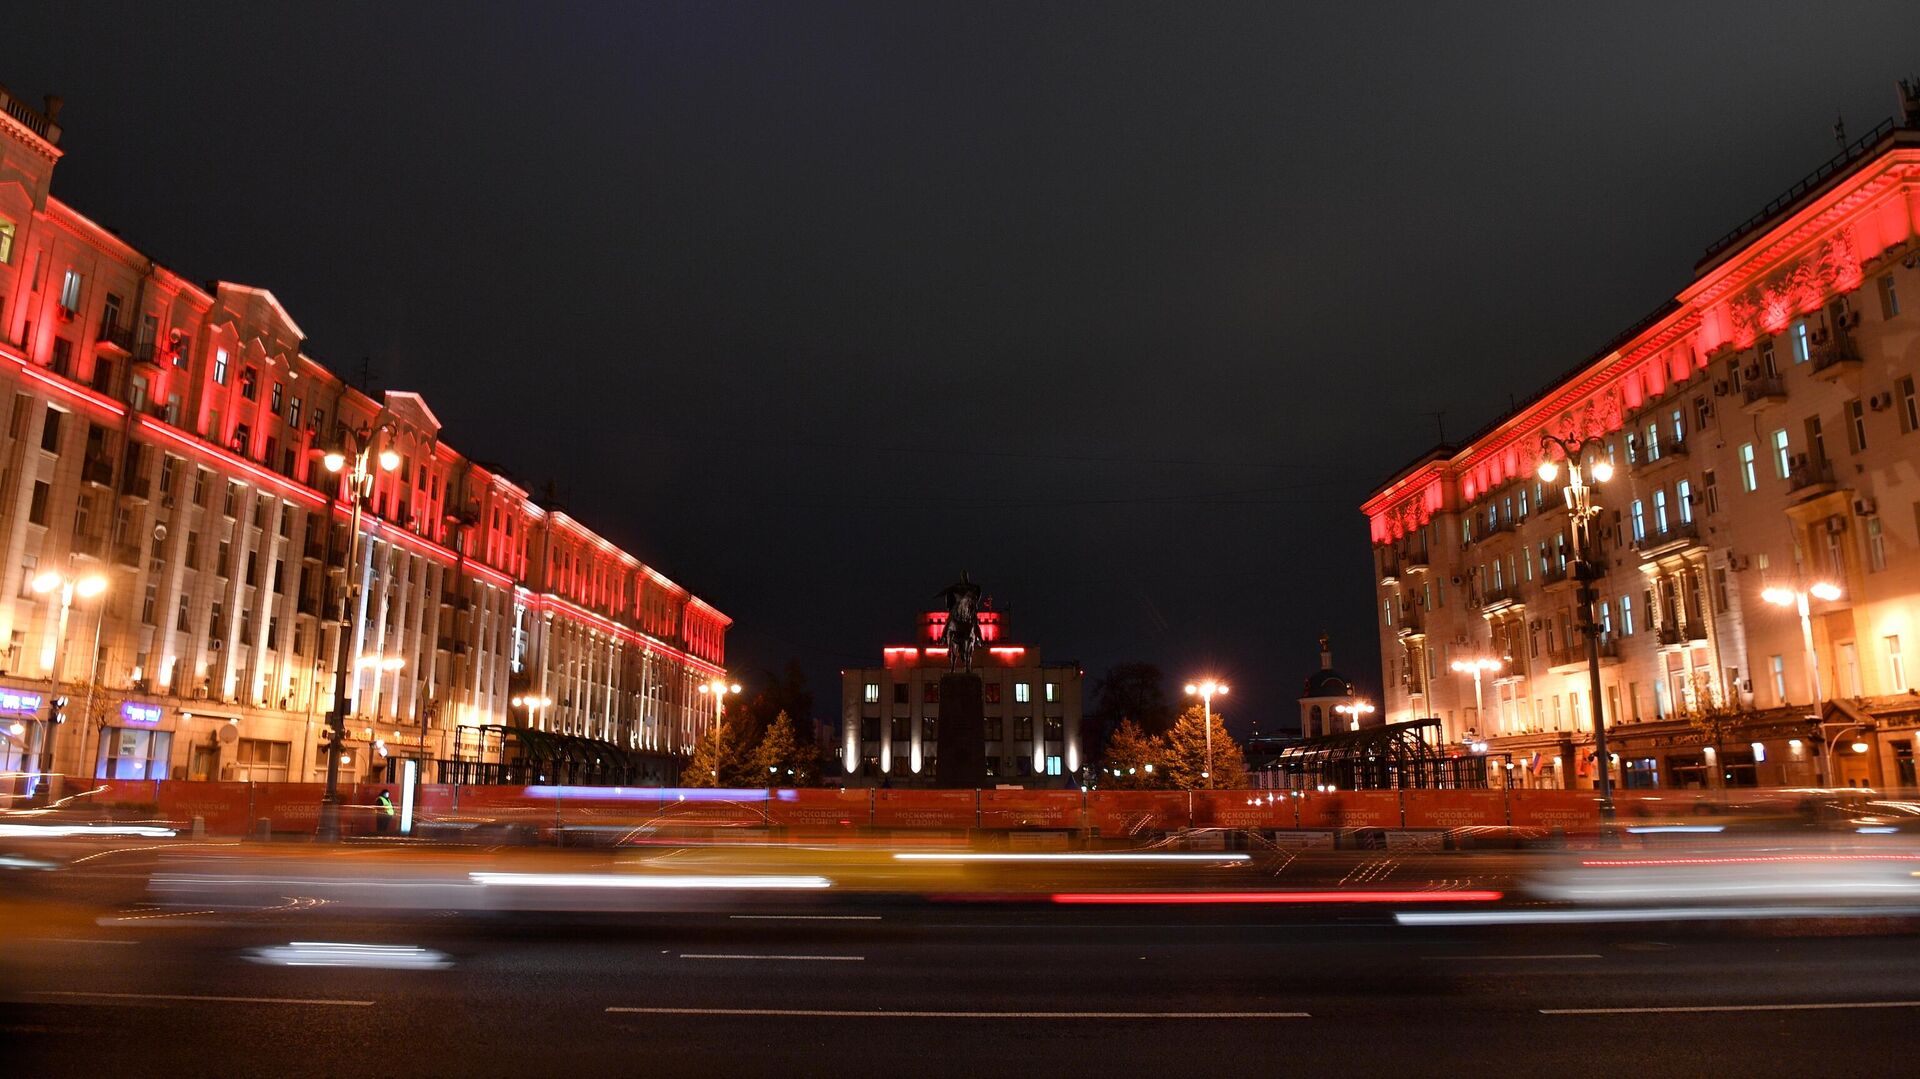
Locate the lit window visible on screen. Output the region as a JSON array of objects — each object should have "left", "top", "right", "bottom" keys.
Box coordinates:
[
  {"left": 1890, "top": 635, "right": 1908, "bottom": 691},
  {"left": 1770, "top": 655, "right": 1786, "bottom": 703},
  {"left": 1900, "top": 377, "right": 1918, "bottom": 434},
  {"left": 1772, "top": 429, "right": 1790, "bottom": 479},
  {"left": 1791, "top": 320, "right": 1811, "bottom": 363},
  {"left": 1879, "top": 273, "right": 1900, "bottom": 319},
  {"left": 1677, "top": 479, "right": 1693, "bottom": 524},
  {"left": 213, "top": 348, "right": 229, "bottom": 385},
  {"left": 863, "top": 682, "right": 879, "bottom": 704},
  {"left": 1044, "top": 682, "right": 1058, "bottom": 703},
  {"left": 1621, "top": 595, "right": 1634, "bottom": 636},
  {"left": 59, "top": 269, "right": 82, "bottom": 312},
  {"left": 1739, "top": 443, "right": 1757, "bottom": 491},
  {"left": 1014, "top": 683, "right": 1031, "bottom": 703},
  {"left": 1630, "top": 500, "right": 1646, "bottom": 541},
  {"left": 1847, "top": 398, "right": 1867, "bottom": 454},
  {"left": 1653, "top": 490, "right": 1668, "bottom": 534},
  {"left": 0, "top": 218, "right": 14, "bottom": 264},
  {"left": 1868, "top": 516, "right": 1886, "bottom": 572}
]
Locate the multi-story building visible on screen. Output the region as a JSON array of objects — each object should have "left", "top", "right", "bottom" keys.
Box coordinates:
[
  {"left": 0, "top": 83, "right": 727, "bottom": 795},
  {"left": 840, "top": 606, "right": 1084, "bottom": 787},
  {"left": 1363, "top": 87, "right": 1920, "bottom": 791}
]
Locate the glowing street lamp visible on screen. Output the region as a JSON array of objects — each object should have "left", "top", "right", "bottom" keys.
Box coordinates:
[
  {"left": 1449, "top": 656, "right": 1503, "bottom": 738},
  {"left": 316, "top": 420, "right": 402, "bottom": 841},
  {"left": 1764, "top": 581, "right": 1844, "bottom": 779},
  {"left": 28, "top": 569, "right": 107, "bottom": 801},
  {"left": 1183, "top": 680, "right": 1227, "bottom": 788},
  {"left": 1538, "top": 431, "right": 1616, "bottom": 822},
  {"left": 696, "top": 678, "right": 742, "bottom": 778},
  {"left": 1335, "top": 698, "right": 1375, "bottom": 731}
]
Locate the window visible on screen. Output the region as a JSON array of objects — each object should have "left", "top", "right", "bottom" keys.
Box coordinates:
[
  {"left": 1880, "top": 273, "right": 1901, "bottom": 318},
  {"left": 213, "top": 348, "right": 229, "bottom": 385},
  {"left": 1771, "top": 655, "right": 1787, "bottom": 704},
  {"left": 1653, "top": 490, "right": 1669, "bottom": 534},
  {"left": 1044, "top": 682, "right": 1058, "bottom": 703},
  {"left": 233, "top": 738, "right": 291, "bottom": 783},
  {"left": 141, "top": 584, "right": 157, "bottom": 625},
  {"left": 176, "top": 594, "right": 190, "bottom": 631},
  {"left": 1739, "top": 443, "right": 1757, "bottom": 491},
  {"left": 17, "top": 554, "right": 35, "bottom": 598},
  {"left": 1760, "top": 339, "right": 1778, "bottom": 376},
  {"left": 1645, "top": 420, "right": 1660, "bottom": 460},
  {"left": 41, "top": 406, "right": 63, "bottom": 453},
  {"left": 216, "top": 541, "right": 231, "bottom": 578},
  {"left": 223, "top": 483, "right": 239, "bottom": 518},
  {"left": 1791, "top": 320, "right": 1811, "bottom": 363},
  {"left": 185, "top": 530, "right": 200, "bottom": 569},
  {"left": 1713, "top": 567, "right": 1730, "bottom": 612},
  {"left": 1671, "top": 408, "right": 1685, "bottom": 443},
  {"left": 1621, "top": 595, "right": 1634, "bottom": 636},
  {"left": 288, "top": 396, "right": 301, "bottom": 428},
  {"left": 1014, "top": 682, "right": 1031, "bottom": 703},
  {"left": 1630, "top": 500, "right": 1646, "bottom": 541},
  {"left": 0, "top": 218, "right": 13, "bottom": 263},
  {"left": 1901, "top": 377, "right": 1919, "bottom": 434},
  {"left": 1847, "top": 398, "right": 1867, "bottom": 453},
  {"left": 59, "top": 269, "right": 83, "bottom": 312},
  {"left": 1693, "top": 396, "right": 1712, "bottom": 432},
  {"left": 159, "top": 455, "right": 177, "bottom": 494},
  {"left": 1701, "top": 470, "right": 1718, "bottom": 514},
  {"left": 27, "top": 480, "right": 48, "bottom": 525},
  {"left": 1772, "top": 429, "right": 1791, "bottom": 478},
  {"left": 863, "top": 682, "right": 879, "bottom": 704},
  {"left": 239, "top": 366, "right": 258, "bottom": 401},
  {"left": 1868, "top": 517, "right": 1886, "bottom": 572},
  {"left": 1677, "top": 479, "right": 1694, "bottom": 524},
  {"left": 193, "top": 468, "right": 209, "bottom": 506},
  {"left": 1891, "top": 636, "right": 1909, "bottom": 692},
  {"left": 270, "top": 382, "right": 283, "bottom": 413}
]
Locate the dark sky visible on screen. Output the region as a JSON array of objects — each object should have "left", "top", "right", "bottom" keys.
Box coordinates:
[{"left": 11, "top": 3, "right": 1918, "bottom": 735}]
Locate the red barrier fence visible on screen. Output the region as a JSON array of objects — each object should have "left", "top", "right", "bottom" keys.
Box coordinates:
[{"left": 74, "top": 780, "right": 1860, "bottom": 839}]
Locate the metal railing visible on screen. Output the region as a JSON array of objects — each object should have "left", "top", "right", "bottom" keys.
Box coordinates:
[
  {"left": 1787, "top": 457, "right": 1837, "bottom": 494},
  {"left": 1700, "top": 117, "right": 1897, "bottom": 262}
]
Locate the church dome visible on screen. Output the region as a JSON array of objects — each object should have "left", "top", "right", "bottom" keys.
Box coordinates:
[{"left": 1301, "top": 668, "right": 1353, "bottom": 699}]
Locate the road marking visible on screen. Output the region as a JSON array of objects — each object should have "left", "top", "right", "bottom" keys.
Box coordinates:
[
  {"left": 679, "top": 954, "right": 865, "bottom": 961},
  {"left": 1428, "top": 948, "right": 1605, "bottom": 956},
  {"left": 1543, "top": 1001, "right": 1920, "bottom": 1016},
  {"left": 1398, "top": 905, "right": 1920, "bottom": 927},
  {"left": 31, "top": 938, "right": 141, "bottom": 946},
  {"left": 728, "top": 915, "right": 882, "bottom": 921},
  {"left": 608, "top": 1007, "right": 1309, "bottom": 1019},
  {"left": 31, "top": 991, "right": 375, "bottom": 1007}
]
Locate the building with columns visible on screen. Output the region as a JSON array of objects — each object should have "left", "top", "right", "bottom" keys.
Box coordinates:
[
  {"left": 840, "top": 605, "right": 1084, "bottom": 788},
  {"left": 1364, "top": 88, "right": 1920, "bottom": 791},
  {"left": 0, "top": 82, "right": 727, "bottom": 793}
]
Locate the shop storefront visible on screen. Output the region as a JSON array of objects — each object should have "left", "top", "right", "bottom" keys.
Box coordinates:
[
  {"left": 95, "top": 702, "right": 172, "bottom": 780},
  {"left": 0, "top": 687, "right": 48, "bottom": 795}
]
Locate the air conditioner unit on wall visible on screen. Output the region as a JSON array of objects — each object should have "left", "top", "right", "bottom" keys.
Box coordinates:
[
  {"left": 1869, "top": 392, "right": 1892, "bottom": 412},
  {"left": 1855, "top": 497, "right": 1878, "bottom": 517},
  {"left": 1713, "top": 380, "right": 1730, "bottom": 396}
]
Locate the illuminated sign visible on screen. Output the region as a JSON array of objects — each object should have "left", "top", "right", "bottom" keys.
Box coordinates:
[
  {"left": 119, "top": 701, "right": 163, "bottom": 726},
  {"left": 0, "top": 689, "right": 43, "bottom": 716}
]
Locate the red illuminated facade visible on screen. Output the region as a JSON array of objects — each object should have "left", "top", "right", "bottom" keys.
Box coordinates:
[
  {"left": 841, "top": 607, "right": 1082, "bottom": 788},
  {"left": 1363, "top": 94, "right": 1920, "bottom": 790},
  {"left": 0, "top": 84, "right": 727, "bottom": 791}
]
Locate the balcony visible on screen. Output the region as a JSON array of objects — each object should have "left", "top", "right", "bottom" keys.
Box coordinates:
[
  {"left": 1809, "top": 336, "right": 1863, "bottom": 381},
  {"left": 1786, "top": 456, "right": 1841, "bottom": 501},
  {"left": 1630, "top": 436, "right": 1689, "bottom": 475},
  {"left": 1404, "top": 548, "right": 1431, "bottom": 573},
  {"left": 70, "top": 533, "right": 106, "bottom": 561},
  {"left": 1741, "top": 375, "right": 1788, "bottom": 413},
  {"left": 1378, "top": 559, "right": 1402, "bottom": 585},
  {"left": 1657, "top": 621, "right": 1708, "bottom": 647},
  {"left": 118, "top": 474, "right": 151, "bottom": 503},
  {"left": 1633, "top": 519, "right": 1706, "bottom": 559},
  {"left": 114, "top": 543, "right": 142, "bottom": 568},
  {"left": 95, "top": 321, "right": 134, "bottom": 355},
  {"left": 1477, "top": 585, "right": 1520, "bottom": 613},
  {"left": 80, "top": 455, "right": 114, "bottom": 488},
  {"left": 1547, "top": 636, "right": 1619, "bottom": 672},
  {"left": 1394, "top": 608, "right": 1425, "bottom": 640}
]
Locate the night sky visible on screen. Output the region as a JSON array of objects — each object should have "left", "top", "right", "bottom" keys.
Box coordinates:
[{"left": 10, "top": 4, "right": 1917, "bottom": 735}]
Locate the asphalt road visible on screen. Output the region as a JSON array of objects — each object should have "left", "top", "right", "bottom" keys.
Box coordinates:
[{"left": 6, "top": 876, "right": 1919, "bottom": 1078}]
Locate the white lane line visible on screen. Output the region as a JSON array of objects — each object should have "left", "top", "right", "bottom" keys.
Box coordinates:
[
  {"left": 31, "top": 991, "right": 374, "bottom": 1007},
  {"left": 609, "top": 1007, "right": 1309, "bottom": 1019},
  {"left": 30, "top": 938, "right": 141, "bottom": 946},
  {"left": 1544, "top": 1001, "right": 1920, "bottom": 1016},
  {"left": 728, "top": 915, "right": 882, "bottom": 921},
  {"left": 1428, "top": 948, "right": 1605, "bottom": 956},
  {"left": 680, "top": 954, "right": 865, "bottom": 961}
]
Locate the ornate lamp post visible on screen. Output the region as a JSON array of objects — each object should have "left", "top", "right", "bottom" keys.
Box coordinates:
[
  {"left": 315, "top": 422, "right": 400, "bottom": 841},
  {"left": 1537, "top": 432, "right": 1616, "bottom": 821},
  {"left": 696, "top": 677, "right": 741, "bottom": 781},
  {"left": 1183, "top": 679, "right": 1228, "bottom": 788},
  {"left": 29, "top": 570, "right": 106, "bottom": 801},
  {"left": 1763, "top": 581, "right": 1843, "bottom": 780},
  {"left": 1335, "top": 697, "right": 1375, "bottom": 731}
]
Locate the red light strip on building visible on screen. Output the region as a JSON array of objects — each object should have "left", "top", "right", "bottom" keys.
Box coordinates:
[
  {"left": 1049, "top": 890, "right": 1504, "bottom": 905},
  {"left": 524, "top": 590, "right": 724, "bottom": 676},
  {"left": 20, "top": 362, "right": 128, "bottom": 417}
]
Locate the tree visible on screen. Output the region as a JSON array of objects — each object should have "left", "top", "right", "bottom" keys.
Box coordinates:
[
  {"left": 729, "top": 660, "right": 816, "bottom": 749},
  {"left": 682, "top": 713, "right": 757, "bottom": 787},
  {"left": 1682, "top": 671, "right": 1747, "bottom": 789},
  {"left": 752, "top": 710, "right": 822, "bottom": 787},
  {"left": 1097, "top": 719, "right": 1171, "bottom": 789},
  {"left": 1089, "top": 662, "right": 1176, "bottom": 736},
  {"left": 1161, "top": 702, "right": 1250, "bottom": 789}
]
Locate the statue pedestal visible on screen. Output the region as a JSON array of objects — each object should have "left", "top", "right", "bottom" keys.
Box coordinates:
[{"left": 935, "top": 673, "right": 987, "bottom": 789}]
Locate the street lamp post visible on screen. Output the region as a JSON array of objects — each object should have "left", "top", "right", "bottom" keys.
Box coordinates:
[
  {"left": 1537, "top": 432, "right": 1616, "bottom": 822},
  {"left": 1765, "top": 581, "right": 1844, "bottom": 782},
  {"left": 315, "top": 423, "right": 401, "bottom": 841},
  {"left": 1334, "top": 698, "right": 1375, "bottom": 732},
  {"left": 696, "top": 677, "right": 741, "bottom": 782},
  {"left": 30, "top": 570, "right": 107, "bottom": 801},
  {"left": 1449, "top": 656, "right": 1503, "bottom": 738},
  {"left": 1183, "top": 680, "right": 1227, "bottom": 788}
]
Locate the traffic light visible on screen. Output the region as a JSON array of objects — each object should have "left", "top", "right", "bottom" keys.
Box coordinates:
[{"left": 53, "top": 696, "right": 69, "bottom": 724}]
